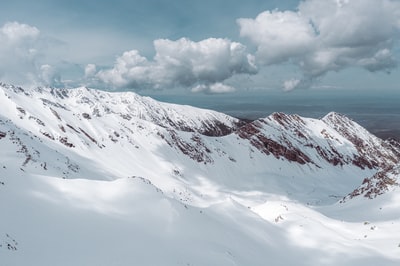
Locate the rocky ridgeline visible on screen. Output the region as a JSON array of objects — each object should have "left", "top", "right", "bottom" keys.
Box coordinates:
[
  {"left": 1, "top": 83, "right": 400, "bottom": 200},
  {"left": 344, "top": 165, "right": 400, "bottom": 201},
  {"left": 237, "top": 112, "right": 400, "bottom": 171}
]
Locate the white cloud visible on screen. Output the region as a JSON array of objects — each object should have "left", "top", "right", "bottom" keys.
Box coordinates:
[
  {"left": 0, "top": 21, "right": 64, "bottom": 87},
  {"left": 0, "top": 21, "right": 39, "bottom": 42},
  {"left": 96, "top": 37, "right": 257, "bottom": 92},
  {"left": 191, "top": 83, "right": 236, "bottom": 94},
  {"left": 97, "top": 50, "right": 152, "bottom": 88},
  {"left": 238, "top": 10, "right": 316, "bottom": 64},
  {"left": 84, "top": 64, "right": 97, "bottom": 78},
  {"left": 238, "top": 0, "right": 400, "bottom": 90},
  {"left": 283, "top": 79, "right": 301, "bottom": 92},
  {"left": 39, "top": 64, "right": 61, "bottom": 87},
  {"left": 2, "top": 3, "right": 399, "bottom": 93}
]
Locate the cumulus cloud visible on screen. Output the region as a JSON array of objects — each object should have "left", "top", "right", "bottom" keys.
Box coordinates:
[
  {"left": 283, "top": 79, "right": 301, "bottom": 92},
  {"left": 84, "top": 64, "right": 97, "bottom": 78},
  {"left": 237, "top": 10, "right": 315, "bottom": 65},
  {"left": 191, "top": 83, "right": 236, "bottom": 94},
  {"left": 40, "top": 64, "right": 62, "bottom": 87},
  {"left": 96, "top": 37, "right": 257, "bottom": 93},
  {"left": 1, "top": 21, "right": 40, "bottom": 42},
  {"left": 238, "top": 0, "right": 400, "bottom": 90},
  {"left": 2, "top": 1, "right": 399, "bottom": 94},
  {"left": 0, "top": 21, "right": 61, "bottom": 87}
]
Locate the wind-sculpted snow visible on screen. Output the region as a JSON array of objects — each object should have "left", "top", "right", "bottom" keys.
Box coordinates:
[{"left": 1, "top": 83, "right": 400, "bottom": 265}]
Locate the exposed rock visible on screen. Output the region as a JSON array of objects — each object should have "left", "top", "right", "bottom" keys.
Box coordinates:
[
  {"left": 50, "top": 108, "right": 62, "bottom": 121},
  {"left": 323, "top": 112, "right": 400, "bottom": 169},
  {"left": 66, "top": 124, "right": 80, "bottom": 134},
  {"left": 40, "top": 98, "right": 69, "bottom": 110},
  {"left": 160, "top": 130, "right": 213, "bottom": 164},
  {"left": 59, "top": 137, "right": 75, "bottom": 148},
  {"left": 237, "top": 120, "right": 312, "bottom": 165},
  {"left": 79, "top": 127, "right": 97, "bottom": 144},
  {"left": 236, "top": 112, "right": 400, "bottom": 171},
  {"left": 29, "top": 116, "right": 45, "bottom": 126},
  {"left": 16, "top": 107, "right": 26, "bottom": 118},
  {"left": 344, "top": 165, "right": 400, "bottom": 200},
  {"left": 41, "top": 131, "right": 55, "bottom": 140},
  {"left": 82, "top": 113, "right": 91, "bottom": 119}
]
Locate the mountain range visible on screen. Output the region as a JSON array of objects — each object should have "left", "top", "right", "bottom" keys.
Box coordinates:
[{"left": 1, "top": 83, "right": 400, "bottom": 265}]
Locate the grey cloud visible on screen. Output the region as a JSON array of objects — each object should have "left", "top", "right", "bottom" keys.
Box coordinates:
[
  {"left": 358, "top": 49, "right": 397, "bottom": 72},
  {"left": 40, "top": 64, "right": 62, "bottom": 87},
  {"left": 238, "top": 0, "right": 400, "bottom": 90}
]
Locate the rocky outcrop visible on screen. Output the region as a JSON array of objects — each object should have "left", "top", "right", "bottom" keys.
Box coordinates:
[
  {"left": 323, "top": 112, "right": 400, "bottom": 169},
  {"left": 344, "top": 165, "right": 400, "bottom": 200},
  {"left": 238, "top": 121, "right": 312, "bottom": 165},
  {"left": 237, "top": 112, "right": 400, "bottom": 170},
  {"left": 158, "top": 130, "right": 213, "bottom": 164}
]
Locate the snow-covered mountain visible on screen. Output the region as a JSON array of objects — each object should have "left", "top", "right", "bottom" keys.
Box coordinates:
[{"left": 1, "top": 83, "right": 400, "bottom": 265}]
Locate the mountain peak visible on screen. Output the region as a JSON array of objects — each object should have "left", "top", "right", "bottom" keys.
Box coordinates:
[
  {"left": 235, "top": 110, "right": 400, "bottom": 171},
  {"left": 0, "top": 84, "right": 240, "bottom": 136}
]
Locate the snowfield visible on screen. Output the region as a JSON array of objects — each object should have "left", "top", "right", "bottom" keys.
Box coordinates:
[{"left": 1, "top": 84, "right": 400, "bottom": 265}]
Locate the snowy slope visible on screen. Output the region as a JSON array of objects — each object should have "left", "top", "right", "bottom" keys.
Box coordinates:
[{"left": 1, "top": 83, "right": 400, "bottom": 265}]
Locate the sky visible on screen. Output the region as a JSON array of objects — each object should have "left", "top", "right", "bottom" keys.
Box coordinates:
[{"left": 0, "top": 0, "right": 400, "bottom": 95}]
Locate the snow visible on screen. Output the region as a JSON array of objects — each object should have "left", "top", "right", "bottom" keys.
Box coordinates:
[{"left": 1, "top": 83, "right": 400, "bottom": 265}]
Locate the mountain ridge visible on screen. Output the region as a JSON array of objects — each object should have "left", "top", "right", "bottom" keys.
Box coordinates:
[
  {"left": 1, "top": 83, "right": 399, "bottom": 200},
  {"left": 1, "top": 83, "right": 400, "bottom": 265}
]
